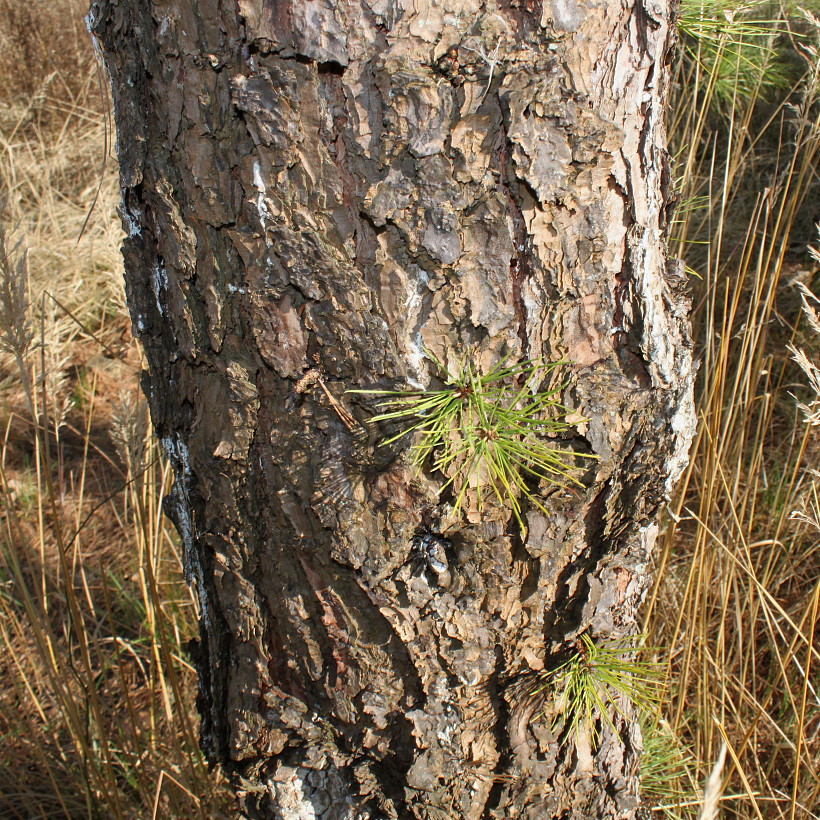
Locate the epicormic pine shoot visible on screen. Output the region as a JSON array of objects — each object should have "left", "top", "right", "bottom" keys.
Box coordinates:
[
  {"left": 535, "top": 633, "right": 665, "bottom": 743},
  {"left": 350, "top": 353, "right": 592, "bottom": 532}
]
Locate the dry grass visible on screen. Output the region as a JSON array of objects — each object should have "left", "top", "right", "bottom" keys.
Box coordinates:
[
  {"left": 0, "top": 0, "right": 91, "bottom": 104},
  {"left": 642, "top": 4, "right": 820, "bottom": 817},
  {"left": 0, "top": 2, "right": 231, "bottom": 818},
  {"left": 1, "top": 1, "right": 820, "bottom": 819}
]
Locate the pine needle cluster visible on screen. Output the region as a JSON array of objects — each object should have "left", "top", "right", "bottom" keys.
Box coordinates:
[
  {"left": 536, "top": 633, "right": 665, "bottom": 742},
  {"left": 352, "top": 353, "right": 592, "bottom": 532},
  {"left": 677, "top": 0, "right": 791, "bottom": 105}
]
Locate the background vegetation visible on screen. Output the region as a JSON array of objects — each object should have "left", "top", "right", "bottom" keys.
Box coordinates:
[
  {"left": 0, "top": 1, "right": 229, "bottom": 816},
  {"left": 0, "top": 1, "right": 818, "bottom": 817}
]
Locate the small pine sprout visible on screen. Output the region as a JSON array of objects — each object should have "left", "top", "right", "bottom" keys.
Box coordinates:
[
  {"left": 535, "top": 633, "right": 665, "bottom": 743},
  {"left": 640, "top": 716, "right": 699, "bottom": 819},
  {"left": 349, "top": 351, "right": 594, "bottom": 532}
]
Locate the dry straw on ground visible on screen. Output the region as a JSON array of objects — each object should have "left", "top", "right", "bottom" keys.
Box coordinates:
[{"left": 0, "top": 1, "right": 230, "bottom": 817}]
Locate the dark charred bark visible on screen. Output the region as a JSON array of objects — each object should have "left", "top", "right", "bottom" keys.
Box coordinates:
[{"left": 89, "top": 0, "right": 695, "bottom": 817}]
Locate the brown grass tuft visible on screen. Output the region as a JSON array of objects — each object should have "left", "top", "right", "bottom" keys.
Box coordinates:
[
  {"left": 643, "top": 4, "right": 820, "bottom": 817},
  {"left": 0, "top": 2, "right": 232, "bottom": 817}
]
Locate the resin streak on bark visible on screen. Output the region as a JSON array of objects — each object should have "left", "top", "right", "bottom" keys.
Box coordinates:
[{"left": 89, "top": 0, "right": 694, "bottom": 817}]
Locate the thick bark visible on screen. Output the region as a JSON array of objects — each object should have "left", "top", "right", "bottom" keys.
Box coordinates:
[{"left": 89, "top": 1, "right": 695, "bottom": 817}]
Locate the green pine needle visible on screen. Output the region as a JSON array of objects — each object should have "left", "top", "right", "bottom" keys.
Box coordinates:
[
  {"left": 640, "top": 716, "right": 699, "bottom": 819},
  {"left": 535, "top": 633, "right": 666, "bottom": 743},
  {"left": 677, "top": 0, "right": 792, "bottom": 105},
  {"left": 349, "top": 352, "right": 594, "bottom": 532}
]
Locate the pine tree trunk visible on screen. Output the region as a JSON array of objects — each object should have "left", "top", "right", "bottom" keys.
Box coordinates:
[{"left": 89, "top": 1, "right": 695, "bottom": 817}]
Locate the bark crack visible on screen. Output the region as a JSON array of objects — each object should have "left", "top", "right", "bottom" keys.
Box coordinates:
[{"left": 496, "top": 96, "right": 532, "bottom": 358}]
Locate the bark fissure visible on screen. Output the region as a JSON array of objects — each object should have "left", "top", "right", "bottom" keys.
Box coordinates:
[{"left": 496, "top": 98, "right": 535, "bottom": 359}]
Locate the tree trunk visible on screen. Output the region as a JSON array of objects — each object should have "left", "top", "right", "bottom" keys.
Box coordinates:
[{"left": 88, "top": 1, "right": 695, "bottom": 817}]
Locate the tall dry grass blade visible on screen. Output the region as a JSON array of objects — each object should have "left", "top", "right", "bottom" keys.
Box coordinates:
[
  {"left": 644, "top": 7, "right": 820, "bottom": 817},
  {"left": 0, "top": 16, "right": 230, "bottom": 814}
]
